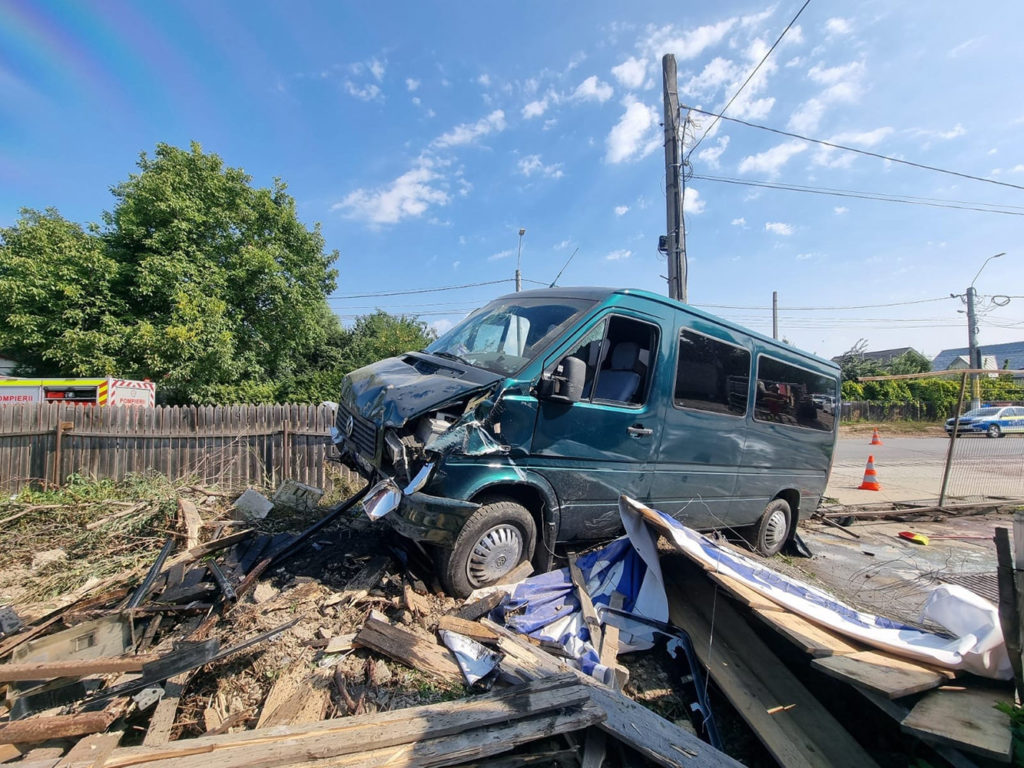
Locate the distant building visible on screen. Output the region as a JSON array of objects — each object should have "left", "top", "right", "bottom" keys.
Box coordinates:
[
  {"left": 0, "top": 355, "right": 17, "bottom": 376},
  {"left": 932, "top": 341, "right": 1024, "bottom": 378},
  {"left": 830, "top": 347, "right": 923, "bottom": 366},
  {"left": 945, "top": 355, "right": 998, "bottom": 377}
]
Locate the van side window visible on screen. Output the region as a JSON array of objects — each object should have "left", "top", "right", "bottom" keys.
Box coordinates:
[
  {"left": 559, "top": 315, "right": 658, "bottom": 406},
  {"left": 754, "top": 356, "right": 837, "bottom": 432},
  {"left": 674, "top": 330, "right": 750, "bottom": 416}
]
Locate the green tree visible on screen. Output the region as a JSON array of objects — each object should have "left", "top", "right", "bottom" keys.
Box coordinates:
[
  {"left": 339, "top": 310, "right": 436, "bottom": 373},
  {"left": 0, "top": 209, "right": 124, "bottom": 375},
  {"left": 103, "top": 142, "right": 339, "bottom": 402},
  {"left": 887, "top": 349, "right": 931, "bottom": 375},
  {"left": 834, "top": 339, "right": 883, "bottom": 381}
]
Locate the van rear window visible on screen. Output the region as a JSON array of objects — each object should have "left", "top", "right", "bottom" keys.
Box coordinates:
[
  {"left": 754, "top": 356, "right": 837, "bottom": 431},
  {"left": 674, "top": 330, "right": 750, "bottom": 416}
]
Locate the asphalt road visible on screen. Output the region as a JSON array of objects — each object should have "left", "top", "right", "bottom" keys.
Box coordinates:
[{"left": 825, "top": 435, "right": 1024, "bottom": 505}]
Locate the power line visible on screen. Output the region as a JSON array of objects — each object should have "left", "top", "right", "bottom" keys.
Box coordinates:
[
  {"left": 329, "top": 278, "right": 512, "bottom": 300},
  {"left": 695, "top": 296, "right": 953, "bottom": 311},
  {"left": 683, "top": 105, "right": 1024, "bottom": 193},
  {"left": 692, "top": 174, "right": 1024, "bottom": 216},
  {"left": 688, "top": 0, "right": 812, "bottom": 157}
]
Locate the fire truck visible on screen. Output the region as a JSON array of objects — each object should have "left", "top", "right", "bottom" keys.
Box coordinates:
[{"left": 0, "top": 378, "right": 156, "bottom": 407}]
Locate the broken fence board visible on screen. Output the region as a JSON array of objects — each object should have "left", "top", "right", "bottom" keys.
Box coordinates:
[
  {"left": 178, "top": 499, "right": 203, "bottom": 550},
  {"left": 435, "top": 616, "right": 499, "bottom": 643},
  {"left": 141, "top": 672, "right": 190, "bottom": 747},
  {"left": 256, "top": 664, "right": 331, "bottom": 729},
  {"left": 354, "top": 612, "right": 462, "bottom": 683},
  {"left": 0, "top": 706, "right": 120, "bottom": 745},
  {"left": 812, "top": 650, "right": 947, "bottom": 699},
  {"left": 455, "top": 591, "right": 504, "bottom": 622},
  {"left": 568, "top": 552, "right": 602, "bottom": 652},
  {"left": 663, "top": 557, "right": 880, "bottom": 768},
  {"left": 0, "top": 653, "right": 159, "bottom": 682},
  {"left": 750, "top": 606, "right": 863, "bottom": 658},
  {"left": 55, "top": 731, "right": 123, "bottom": 768},
  {"left": 900, "top": 686, "right": 1013, "bottom": 763},
  {"left": 707, "top": 571, "right": 785, "bottom": 612},
  {"left": 82, "top": 676, "right": 587, "bottom": 768},
  {"left": 480, "top": 618, "right": 744, "bottom": 768}
]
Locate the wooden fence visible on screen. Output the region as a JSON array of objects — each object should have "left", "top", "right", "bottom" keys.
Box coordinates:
[{"left": 0, "top": 403, "right": 348, "bottom": 494}]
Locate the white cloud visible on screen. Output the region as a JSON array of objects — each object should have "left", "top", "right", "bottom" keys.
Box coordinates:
[
  {"left": 643, "top": 19, "right": 737, "bottom": 61},
  {"left": 825, "top": 17, "right": 852, "bottom": 35},
  {"left": 738, "top": 140, "right": 806, "bottom": 175},
  {"left": 1011, "top": 165, "right": 1024, "bottom": 174},
  {"left": 335, "top": 157, "right": 450, "bottom": 226},
  {"left": 611, "top": 57, "right": 646, "bottom": 89},
  {"left": 555, "top": 239, "right": 573, "bottom": 250},
  {"left": 432, "top": 110, "right": 506, "bottom": 148},
  {"left": 606, "top": 249, "right": 632, "bottom": 261},
  {"left": 344, "top": 81, "right": 382, "bottom": 101},
  {"left": 683, "top": 57, "right": 740, "bottom": 98},
  {"left": 522, "top": 98, "right": 549, "bottom": 119},
  {"left": 683, "top": 187, "right": 705, "bottom": 214},
  {"left": 788, "top": 98, "right": 825, "bottom": 133},
  {"left": 411, "top": 96, "right": 421, "bottom": 106},
  {"left": 574, "top": 75, "right": 613, "bottom": 102},
  {"left": 731, "top": 217, "right": 746, "bottom": 227},
  {"left": 368, "top": 58, "right": 386, "bottom": 81},
  {"left": 788, "top": 60, "right": 866, "bottom": 132},
  {"left": 765, "top": 221, "right": 794, "bottom": 235},
  {"left": 517, "top": 154, "right": 564, "bottom": 179},
  {"left": 606, "top": 97, "right": 661, "bottom": 163},
  {"left": 429, "top": 318, "right": 454, "bottom": 336},
  {"left": 812, "top": 127, "right": 893, "bottom": 167},
  {"left": 488, "top": 248, "right": 515, "bottom": 261},
  {"left": 406, "top": 78, "right": 420, "bottom": 92},
  {"left": 914, "top": 123, "right": 967, "bottom": 141},
  {"left": 615, "top": 205, "right": 629, "bottom": 216},
  {"left": 477, "top": 73, "right": 491, "bottom": 87},
  {"left": 795, "top": 252, "right": 813, "bottom": 260},
  {"left": 452, "top": 260, "right": 461, "bottom": 269},
  {"left": 740, "top": 7, "right": 775, "bottom": 28},
  {"left": 949, "top": 37, "right": 982, "bottom": 58},
  {"left": 808, "top": 60, "right": 864, "bottom": 86},
  {"left": 834, "top": 206, "right": 848, "bottom": 215}
]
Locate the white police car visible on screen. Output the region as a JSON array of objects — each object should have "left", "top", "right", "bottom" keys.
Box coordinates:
[{"left": 945, "top": 406, "right": 1024, "bottom": 438}]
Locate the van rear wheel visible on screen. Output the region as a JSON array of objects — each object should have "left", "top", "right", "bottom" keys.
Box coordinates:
[
  {"left": 744, "top": 498, "right": 792, "bottom": 557},
  {"left": 438, "top": 499, "right": 536, "bottom": 598}
]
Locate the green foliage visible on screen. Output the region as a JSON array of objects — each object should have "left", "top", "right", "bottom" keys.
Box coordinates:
[
  {"left": 0, "top": 209, "right": 124, "bottom": 375},
  {"left": 994, "top": 701, "right": 1024, "bottom": 766},
  {"left": 905, "top": 377, "right": 960, "bottom": 415},
  {"left": 887, "top": 349, "right": 931, "bottom": 375},
  {"left": 840, "top": 380, "right": 865, "bottom": 401},
  {"left": 862, "top": 379, "right": 913, "bottom": 403},
  {"left": 339, "top": 310, "right": 435, "bottom": 373}
]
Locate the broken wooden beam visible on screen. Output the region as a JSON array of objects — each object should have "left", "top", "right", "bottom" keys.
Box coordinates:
[
  {"left": 354, "top": 610, "right": 462, "bottom": 683},
  {"left": 455, "top": 590, "right": 505, "bottom": 621},
  {"left": 568, "top": 552, "right": 602, "bottom": 652},
  {"left": 812, "top": 650, "right": 948, "bottom": 699},
  {"left": 0, "top": 702, "right": 122, "bottom": 745},
  {"left": 0, "top": 653, "right": 159, "bottom": 682},
  {"left": 436, "top": 615, "right": 499, "bottom": 643}
]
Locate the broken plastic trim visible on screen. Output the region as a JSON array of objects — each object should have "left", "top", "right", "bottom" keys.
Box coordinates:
[
  {"left": 439, "top": 629, "right": 501, "bottom": 688},
  {"left": 363, "top": 463, "right": 436, "bottom": 521}
]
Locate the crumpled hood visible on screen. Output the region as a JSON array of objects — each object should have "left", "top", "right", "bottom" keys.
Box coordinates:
[{"left": 339, "top": 352, "right": 504, "bottom": 428}]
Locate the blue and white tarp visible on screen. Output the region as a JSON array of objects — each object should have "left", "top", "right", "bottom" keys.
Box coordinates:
[{"left": 492, "top": 495, "right": 1011, "bottom": 682}]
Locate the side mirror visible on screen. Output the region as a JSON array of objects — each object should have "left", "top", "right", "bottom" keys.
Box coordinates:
[{"left": 537, "top": 356, "right": 585, "bottom": 403}]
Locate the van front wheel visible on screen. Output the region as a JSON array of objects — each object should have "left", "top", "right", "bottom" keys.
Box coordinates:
[
  {"left": 745, "top": 498, "right": 792, "bottom": 557},
  {"left": 439, "top": 499, "right": 537, "bottom": 598}
]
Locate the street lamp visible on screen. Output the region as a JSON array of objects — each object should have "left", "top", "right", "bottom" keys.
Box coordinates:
[
  {"left": 515, "top": 228, "right": 526, "bottom": 292},
  {"left": 964, "top": 252, "right": 1005, "bottom": 409}
]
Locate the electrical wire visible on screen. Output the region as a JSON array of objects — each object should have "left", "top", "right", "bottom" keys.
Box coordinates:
[
  {"left": 696, "top": 296, "right": 953, "bottom": 311},
  {"left": 328, "top": 278, "right": 512, "bottom": 300},
  {"left": 691, "top": 174, "right": 1024, "bottom": 216},
  {"left": 683, "top": 105, "right": 1024, "bottom": 193},
  {"left": 687, "top": 0, "right": 812, "bottom": 157}
]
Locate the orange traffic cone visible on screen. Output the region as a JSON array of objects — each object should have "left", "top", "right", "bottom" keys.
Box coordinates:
[
  {"left": 859, "top": 455, "right": 881, "bottom": 491},
  {"left": 870, "top": 428, "right": 883, "bottom": 446}
]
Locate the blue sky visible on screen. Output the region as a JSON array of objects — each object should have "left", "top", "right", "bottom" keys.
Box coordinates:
[{"left": 2, "top": 1, "right": 1023, "bottom": 362}]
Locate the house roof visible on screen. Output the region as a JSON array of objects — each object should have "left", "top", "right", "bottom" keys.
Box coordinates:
[{"left": 932, "top": 340, "right": 1024, "bottom": 371}]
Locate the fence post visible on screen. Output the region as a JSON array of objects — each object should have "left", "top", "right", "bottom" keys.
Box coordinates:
[
  {"left": 52, "top": 420, "right": 74, "bottom": 488},
  {"left": 938, "top": 372, "right": 968, "bottom": 506},
  {"left": 282, "top": 421, "right": 291, "bottom": 482}
]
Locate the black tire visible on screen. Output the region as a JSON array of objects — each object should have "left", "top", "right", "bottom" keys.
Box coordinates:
[
  {"left": 987, "top": 424, "right": 1002, "bottom": 439},
  {"left": 743, "top": 498, "right": 792, "bottom": 557},
  {"left": 438, "top": 499, "right": 537, "bottom": 598}
]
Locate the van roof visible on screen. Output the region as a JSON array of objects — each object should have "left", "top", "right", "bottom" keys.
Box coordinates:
[{"left": 499, "top": 286, "right": 840, "bottom": 372}]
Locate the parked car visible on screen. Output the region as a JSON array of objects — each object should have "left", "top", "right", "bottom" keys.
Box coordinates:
[
  {"left": 945, "top": 406, "right": 1024, "bottom": 438},
  {"left": 331, "top": 287, "right": 840, "bottom": 596}
]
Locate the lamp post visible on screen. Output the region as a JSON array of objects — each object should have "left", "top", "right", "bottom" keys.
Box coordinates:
[
  {"left": 965, "top": 252, "right": 1005, "bottom": 409},
  {"left": 515, "top": 228, "right": 526, "bottom": 292}
]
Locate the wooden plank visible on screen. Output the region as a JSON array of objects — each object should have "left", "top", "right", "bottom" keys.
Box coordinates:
[
  {"left": 436, "top": 616, "right": 499, "bottom": 643},
  {"left": 86, "top": 676, "right": 587, "bottom": 768},
  {"left": 178, "top": 499, "right": 203, "bottom": 551},
  {"left": 750, "top": 606, "right": 863, "bottom": 658},
  {"left": 55, "top": 731, "right": 123, "bottom": 768},
  {"left": 0, "top": 706, "right": 120, "bottom": 745},
  {"left": 0, "top": 744, "right": 22, "bottom": 765},
  {"left": 480, "top": 618, "right": 743, "bottom": 768},
  {"left": 0, "top": 653, "right": 159, "bottom": 682},
  {"left": 141, "top": 672, "right": 189, "bottom": 747},
  {"left": 568, "top": 552, "right": 602, "bottom": 651},
  {"left": 901, "top": 687, "right": 1012, "bottom": 762},
  {"left": 707, "top": 572, "right": 785, "bottom": 612},
  {"left": 663, "top": 556, "right": 879, "bottom": 768},
  {"left": 353, "top": 611, "right": 462, "bottom": 683},
  {"left": 323, "top": 556, "right": 390, "bottom": 607},
  {"left": 455, "top": 591, "right": 505, "bottom": 621},
  {"left": 812, "top": 651, "right": 946, "bottom": 699},
  {"left": 255, "top": 664, "right": 330, "bottom": 729}
]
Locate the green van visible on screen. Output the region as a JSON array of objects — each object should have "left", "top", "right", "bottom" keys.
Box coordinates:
[{"left": 331, "top": 287, "right": 840, "bottom": 596}]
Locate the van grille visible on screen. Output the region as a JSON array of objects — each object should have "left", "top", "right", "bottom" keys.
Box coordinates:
[{"left": 336, "top": 404, "right": 378, "bottom": 460}]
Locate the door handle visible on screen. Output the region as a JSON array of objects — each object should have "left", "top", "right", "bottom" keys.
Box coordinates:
[{"left": 627, "top": 424, "right": 653, "bottom": 437}]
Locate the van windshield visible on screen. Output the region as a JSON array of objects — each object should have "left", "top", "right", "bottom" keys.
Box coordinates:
[{"left": 427, "top": 296, "right": 595, "bottom": 376}]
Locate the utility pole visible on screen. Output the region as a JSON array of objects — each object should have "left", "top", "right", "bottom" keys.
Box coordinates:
[
  {"left": 661, "top": 54, "right": 686, "bottom": 302},
  {"left": 515, "top": 228, "right": 525, "bottom": 292},
  {"left": 772, "top": 291, "right": 779, "bottom": 340},
  {"left": 961, "top": 252, "right": 1005, "bottom": 410}
]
